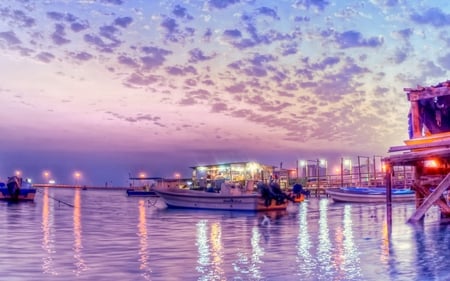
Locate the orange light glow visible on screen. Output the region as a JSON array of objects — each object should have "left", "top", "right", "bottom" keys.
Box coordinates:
[{"left": 424, "top": 159, "right": 439, "bottom": 168}]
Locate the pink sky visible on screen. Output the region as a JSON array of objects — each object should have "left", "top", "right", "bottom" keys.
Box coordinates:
[{"left": 1, "top": 0, "right": 449, "bottom": 185}]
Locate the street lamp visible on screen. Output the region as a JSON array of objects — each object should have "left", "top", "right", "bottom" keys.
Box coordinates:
[
  {"left": 43, "top": 171, "right": 50, "bottom": 184},
  {"left": 74, "top": 171, "right": 81, "bottom": 186},
  {"left": 174, "top": 172, "right": 181, "bottom": 187}
]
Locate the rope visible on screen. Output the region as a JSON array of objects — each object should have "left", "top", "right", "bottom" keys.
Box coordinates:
[
  {"left": 37, "top": 189, "right": 74, "bottom": 208},
  {"left": 147, "top": 197, "right": 159, "bottom": 207}
]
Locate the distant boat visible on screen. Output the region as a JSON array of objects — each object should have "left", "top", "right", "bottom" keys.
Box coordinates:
[
  {"left": 154, "top": 182, "right": 292, "bottom": 211},
  {"left": 0, "top": 176, "right": 36, "bottom": 202},
  {"left": 326, "top": 187, "right": 415, "bottom": 203},
  {"left": 126, "top": 176, "right": 166, "bottom": 197}
]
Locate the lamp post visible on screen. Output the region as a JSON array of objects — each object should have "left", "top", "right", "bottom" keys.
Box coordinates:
[
  {"left": 341, "top": 158, "right": 352, "bottom": 187},
  {"left": 175, "top": 173, "right": 180, "bottom": 187}
]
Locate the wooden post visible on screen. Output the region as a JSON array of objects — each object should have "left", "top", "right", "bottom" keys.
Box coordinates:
[
  {"left": 410, "top": 100, "right": 421, "bottom": 138},
  {"left": 386, "top": 163, "right": 392, "bottom": 206},
  {"left": 408, "top": 172, "right": 450, "bottom": 223}
]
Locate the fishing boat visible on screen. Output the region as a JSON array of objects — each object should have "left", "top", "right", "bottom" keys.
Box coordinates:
[
  {"left": 154, "top": 182, "right": 292, "bottom": 211},
  {"left": 0, "top": 176, "right": 36, "bottom": 202},
  {"left": 126, "top": 176, "right": 166, "bottom": 197},
  {"left": 326, "top": 187, "right": 415, "bottom": 203}
]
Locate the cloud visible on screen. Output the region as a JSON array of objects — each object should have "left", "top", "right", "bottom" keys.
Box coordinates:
[
  {"left": 172, "top": 4, "right": 193, "bottom": 20},
  {"left": 410, "top": 8, "right": 450, "bottom": 27},
  {"left": 69, "top": 51, "right": 93, "bottom": 61},
  {"left": 335, "top": 30, "right": 383, "bottom": 49},
  {"left": 0, "top": 31, "right": 21, "bottom": 45},
  {"left": 208, "top": 0, "right": 240, "bottom": 10},
  {"left": 188, "top": 48, "right": 216, "bottom": 63},
  {"left": 36, "top": 52, "right": 55, "bottom": 63},
  {"left": 293, "top": 0, "right": 330, "bottom": 11},
  {"left": 256, "top": 7, "right": 280, "bottom": 20},
  {"left": 51, "top": 23, "right": 71, "bottom": 45},
  {"left": 140, "top": 46, "right": 172, "bottom": 70},
  {"left": 114, "top": 16, "right": 133, "bottom": 28},
  {"left": 2, "top": 8, "right": 35, "bottom": 28}
]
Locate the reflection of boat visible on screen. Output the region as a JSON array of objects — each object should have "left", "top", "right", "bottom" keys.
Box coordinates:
[
  {"left": 326, "top": 187, "right": 415, "bottom": 203},
  {"left": 154, "top": 183, "right": 291, "bottom": 211},
  {"left": 0, "top": 176, "right": 36, "bottom": 202}
]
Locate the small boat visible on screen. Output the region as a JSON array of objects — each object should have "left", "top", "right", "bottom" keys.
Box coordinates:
[
  {"left": 326, "top": 187, "right": 415, "bottom": 203},
  {"left": 154, "top": 182, "right": 292, "bottom": 211},
  {"left": 0, "top": 176, "right": 36, "bottom": 202},
  {"left": 126, "top": 176, "right": 166, "bottom": 197}
]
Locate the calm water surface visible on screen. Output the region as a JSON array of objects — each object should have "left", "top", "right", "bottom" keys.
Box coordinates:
[{"left": 0, "top": 187, "right": 449, "bottom": 281}]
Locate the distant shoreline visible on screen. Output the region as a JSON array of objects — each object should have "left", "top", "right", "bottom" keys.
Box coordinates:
[{"left": 32, "top": 184, "right": 129, "bottom": 190}]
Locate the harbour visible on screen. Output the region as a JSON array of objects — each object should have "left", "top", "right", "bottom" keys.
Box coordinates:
[{"left": 1, "top": 187, "right": 449, "bottom": 281}]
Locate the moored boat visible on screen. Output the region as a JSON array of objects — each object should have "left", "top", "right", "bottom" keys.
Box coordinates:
[
  {"left": 326, "top": 187, "right": 415, "bottom": 203},
  {"left": 154, "top": 181, "right": 292, "bottom": 211},
  {"left": 126, "top": 176, "right": 166, "bottom": 197},
  {"left": 0, "top": 176, "right": 36, "bottom": 202}
]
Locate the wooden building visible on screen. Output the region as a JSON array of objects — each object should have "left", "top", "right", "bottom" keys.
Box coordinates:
[{"left": 385, "top": 81, "right": 450, "bottom": 222}]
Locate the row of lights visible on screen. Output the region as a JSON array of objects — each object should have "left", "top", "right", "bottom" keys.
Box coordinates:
[{"left": 12, "top": 170, "right": 83, "bottom": 185}]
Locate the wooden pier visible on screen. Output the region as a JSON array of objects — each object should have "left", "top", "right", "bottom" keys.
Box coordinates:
[{"left": 385, "top": 81, "right": 450, "bottom": 222}]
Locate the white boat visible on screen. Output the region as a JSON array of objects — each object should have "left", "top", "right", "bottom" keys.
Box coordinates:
[
  {"left": 154, "top": 182, "right": 291, "bottom": 211},
  {"left": 0, "top": 176, "right": 36, "bottom": 202},
  {"left": 326, "top": 187, "right": 416, "bottom": 203}
]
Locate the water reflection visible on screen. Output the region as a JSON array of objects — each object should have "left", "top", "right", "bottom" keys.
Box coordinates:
[
  {"left": 210, "top": 222, "right": 225, "bottom": 279},
  {"left": 41, "top": 188, "right": 57, "bottom": 275},
  {"left": 341, "top": 204, "right": 361, "bottom": 280},
  {"left": 137, "top": 199, "right": 151, "bottom": 280},
  {"left": 249, "top": 226, "right": 263, "bottom": 279},
  {"left": 296, "top": 202, "right": 313, "bottom": 277},
  {"left": 73, "top": 188, "right": 86, "bottom": 275},
  {"left": 196, "top": 220, "right": 226, "bottom": 281}
]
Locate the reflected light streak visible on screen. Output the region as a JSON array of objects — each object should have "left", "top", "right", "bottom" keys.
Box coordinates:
[
  {"left": 210, "top": 222, "right": 225, "bottom": 280},
  {"left": 73, "top": 189, "right": 87, "bottom": 275},
  {"left": 317, "top": 199, "right": 332, "bottom": 279},
  {"left": 249, "top": 227, "right": 263, "bottom": 280},
  {"left": 137, "top": 199, "right": 151, "bottom": 279},
  {"left": 380, "top": 220, "right": 390, "bottom": 263},
  {"left": 196, "top": 220, "right": 211, "bottom": 281},
  {"left": 41, "top": 187, "right": 57, "bottom": 275},
  {"left": 296, "top": 202, "right": 314, "bottom": 277},
  {"left": 342, "top": 205, "right": 362, "bottom": 280}
]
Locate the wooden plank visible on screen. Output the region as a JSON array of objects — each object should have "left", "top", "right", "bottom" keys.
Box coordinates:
[
  {"left": 386, "top": 147, "right": 450, "bottom": 166},
  {"left": 388, "top": 138, "right": 450, "bottom": 153},
  {"left": 406, "top": 87, "right": 450, "bottom": 101},
  {"left": 408, "top": 172, "right": 450, "bottom": 223}
]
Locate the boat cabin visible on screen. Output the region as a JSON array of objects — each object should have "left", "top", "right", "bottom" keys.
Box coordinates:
[
  {"left": 386, "top": 80, "right": 450, "bottom": 221},
  {"left": 190, "top": 161, "right": 275, "bottom": 191}
]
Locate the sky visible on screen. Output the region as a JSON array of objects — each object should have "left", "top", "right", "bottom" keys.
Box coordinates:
[{"left": 1, "top": 0, "right": 450, "bottom": 186}]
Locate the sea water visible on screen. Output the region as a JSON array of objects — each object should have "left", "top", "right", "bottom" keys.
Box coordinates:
[{"left": 0, "top": 187, "right": 448, "bottom": 281}]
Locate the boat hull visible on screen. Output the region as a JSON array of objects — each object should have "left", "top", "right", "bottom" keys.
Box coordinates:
[
  {"left": 326, "top": 187, "right": 416, "bottom": 203},
  {"left": 154, "top": 188, "right": 288, "bottom": 211},
  {"left": 0, "top": 188, "right": 36, "bottom": 202},
  {"left": 126, "top": 189, "right": 158, "bottom": 197}
]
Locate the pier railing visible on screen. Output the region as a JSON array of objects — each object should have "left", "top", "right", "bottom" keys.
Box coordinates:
[{"left": 299, "top": 165, "right": 414, "bottom": 196}]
